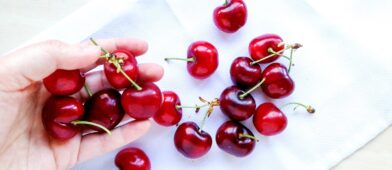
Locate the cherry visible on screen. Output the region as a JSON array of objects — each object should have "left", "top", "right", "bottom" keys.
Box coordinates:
[
  {"left": 165, "top": 41, "right": 218, "bottom": 79},
  {"left": 153, "top": 91, "right": 182, "bottom": 126},
  {"left": 261, "top": 63, "right": 294, "bottom": 99},
  {"left": 83, "top": 88, "right": 124, "bottom": 132},
  {"left": 90, "top": 38, "right": 141, "bottom": 90},
  {"left": 249, "top": 34, "right": 284, "bottom": 64},
  {"left": 43, "top": 69, "right": 85, "bottom": 95},
  {"left": 216, "top": 120, "right": 257, "bottom": 157},
  {"left": 230, "top": 57, "right": 262, "bottom": 89},
  {"left": 115, "top": 147, "right": 151, "bottom": 170},
  {"left": 121, "top": 83, "right": 162, "bottom": 120},
  {"left": 42, "top": 96, "right": 84, "bottom": 140},
  {"left": 253, "top": 102, "right": 287, "bottom": 136},
  {"left": 174, "top": 122, "right": 212, "bottom": 159},
  {"left": 42, "top": 96, "right": 112, "bottom": 140},
  {"left": 219, "top": 86, "right": 255, "bottom": 121},
  {"left": 104, "top": 49, "right": 139, "bottom": 89},
  {"left": 213, "top": 0, "right": 247, "bottom": 33}
]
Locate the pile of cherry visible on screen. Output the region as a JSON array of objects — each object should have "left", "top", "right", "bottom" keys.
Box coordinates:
[{"left": 40, "top": 1, "right": 314, "bottom": 169}]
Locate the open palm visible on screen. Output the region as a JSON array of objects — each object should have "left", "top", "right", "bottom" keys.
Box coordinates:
[{"left": 0, "top": 39, "right": 163, "bottom": 169}]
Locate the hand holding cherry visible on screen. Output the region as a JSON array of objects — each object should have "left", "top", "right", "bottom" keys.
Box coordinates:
[{"left": 0, "top": 38, "right": 163, "bottom": 169}]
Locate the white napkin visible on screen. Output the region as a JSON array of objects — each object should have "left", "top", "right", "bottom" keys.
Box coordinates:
[{"left": 20, "top": 0, "right": 392, "bottom": 169}]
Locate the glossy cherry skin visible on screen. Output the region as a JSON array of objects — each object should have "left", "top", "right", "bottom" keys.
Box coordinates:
[
  {"left": 115, "top": 147, "right": 151, "bottom": 170},
  {"left": 153, "top": 91, "right": 182, "bottom": 126},
  {"left": 219, "top": 86, "right": 256, "bottom": 121},
  {"left": 187, "top": 41, "right": 219, "bottom": 79},
  {"left": 42, "top": 96, "right": 84, "bottom": 140},
  {"left": 213, "top": 0, "right": 247, "bottom": 33},
  {"left": 216, "top": 120, "right": 256, "bottom": 157},
  {"left": 249, "top": 34, "right": 284, "bottom": 64},
  {"left": 253, "top": 102, "right": 287, "bottom": 136},
  {"left": 43, "top": 69, "right": 85, "bottom": 95},
  {"left": 104, "top": 49, "right": 139, "bottom": 89},
  {"left": 174, "top": 122, "right": 212, "bottom": 159},
  {"left": 262, "top": 63, "right": 294, "bottom": 99},
  {"left": 230, "top": 57, "right": 262, "bottom": 89},
  {"left": 83, "top": 88, "right": 124, "bottom": 132},
  {"left": 121, "top": 83, "right": 162, "bottom": 120}
]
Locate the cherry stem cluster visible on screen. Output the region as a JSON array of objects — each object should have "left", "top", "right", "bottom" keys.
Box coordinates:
[
  {"left": 239, "top": 78, "right": 266, "bottom": 99},
  {"left": 239, "top": 133, "right": 259, "bottom": 142},
  {"left": 71, "top": 120, "right": 112, "bottom": 135},
  {"left": 280, "top": 102, "right": 315, "bottom": 114},
  {"left": 89, "top": 38, "right": 142, "bottom": 90}
]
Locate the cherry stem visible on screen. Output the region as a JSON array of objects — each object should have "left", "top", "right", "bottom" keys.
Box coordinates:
[
  {"left": 89, "top": 38, "right": 142, "bottom": 91},
  {"left": 250, "top": 43, "right": 302, "bottom": 65},
  {"left": 199, "top": 109, "right": 209, "bottom": 133},
  {"left": 164, "top": 57, "right": 195, "bottom": 62},
  {"left": 175, "top": 104, "right": 208, "bottom": 109},
  {"left": 280, "top": 102, "right": 315, "bottom": 114},
  {"left": 224, "top": 0, "right": 229, "bottom": 6},
  {"left": 84, "top": 84, "right": 93, "bottom": 97},
  {"left": 239, "top": 133, "right": 259, "bottom": 142},
  {"left": 239, "top": 78, "right": 266, "bottom": 99},
  {"left": 71, "top": 120, "right": 112, "bottom": 135},
  {"left": 288, "top": 48, "right": 294, "bottom": 73},
  {"left": 251, "top": 48, "right": 288, "bottom": 65}
]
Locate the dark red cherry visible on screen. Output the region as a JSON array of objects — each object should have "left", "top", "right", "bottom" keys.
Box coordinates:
[
  {"left": 83, "top": 88, "right": 124, "bottom": 132},
  {"left": 253, "top": 102, "right": 287, "bottom": 136},
  {"left": 219, "top": 86, "right": 255, "bottom": 121},
  {"left": 121, "top": 83, "right": 162, "bottom": 120},
  {"left": 43, "top": 69, "right": 85, "bottom": 95},
  {"left": 104, "top": 49, "right": 139, "bottom": 89},
  {"left": 153, "top": 91, "right": 182, "bottom": 126},
  {"left": 262, "top": 63, "right": 294, "bottom": 99},
  {"left": 213, "top": 0, "right": 247, "bottom": 33},
  {"left": 174, "top": 122, "right": 212, "bottom": 159},
  {"left": 187, "top": 41, "right": 219, "bottom": 79},
  {"left": 42, "top": 96, "right": 84, "bottom": 140},
  {"left": 249, "top": 34, "right": 284, "bottom": 64},
  {"left": 115, "top": 147, "right": 151, "bottom": 170},
  {"left": 230, "top": 57, "right": 262, "bottom": 89},
  {"left": 216, "top": 120, "right": 256, "bottom": 157}
]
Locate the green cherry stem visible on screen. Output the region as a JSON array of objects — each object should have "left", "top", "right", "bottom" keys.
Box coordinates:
[
  {"left": 175, "top": 104, "right": 209, "bottom": 109},
  {"left": 280, "top": 102, "right": 315, "bottom": 114},
  {"left": 251, "top": 48, "right": 287, "bottom": 65},
  {"left": 89, "top": 38, "right": 142, "bottom": 91},
  {"left": 239, "top": 133, "right": 259, "bottom": 142},
  {"left": 71, "top": 120, "right": 112, "bottom": 135},
  {"left": 198, "top": 110, "right": 209, "bottom": 133},
  {"left": 239, "top": 78, "right": 266, "bottom": 99},
  {"left": 84, "top": 84, "right": 93, "bottom": 97},
  {"left": 164, "top": 57, "right": 195, "bottom": 62},
  {"left": 288, "top": 48, "right": 294, "bottom": 73}
]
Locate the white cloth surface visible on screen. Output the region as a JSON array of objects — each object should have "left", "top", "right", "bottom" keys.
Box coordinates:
[{"left": 22, "top": 0, "right": 392, "bottom": 169}]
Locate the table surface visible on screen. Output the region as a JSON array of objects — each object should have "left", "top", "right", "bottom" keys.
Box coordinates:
[{"left": 0, "top": 0, "right": 391, "bottom": 169}]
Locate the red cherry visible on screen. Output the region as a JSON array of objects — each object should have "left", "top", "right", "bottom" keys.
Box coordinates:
[
  {"left": 174, "top": 122, "right": 212, "bottom": 159},
  {"left": 213, "top": 0, "right": 247, "bottom": 33},
  {"left": 42, "top": 96, "right": 84, "bottom": 140},
  {"left": 153, "top": 91, "right": 182, "bottom": 126},
  {"left": 219, "top": 86, "right": 255, "bottom": 121},
  {"left": 249, "top": 34, "right": 284, "bottom": 64},
  {"left": 262, "top": 63, "right": 294, "bottom": 99},
  {"left": 216, "top": 120, "right": 256, "bottom": 157},
  {"left": 104, "top": 49, "right": 139, "bottom": 89},
  {"left": 115, "top": 147, "right": 151, "bottom": 170},
  {"left": 165, "top": 41, "right": 218, "bottom": 79},
  {"left": 43, "top": 69, "right": 85, "bottom": 95},
  {"left": 253, "top": 102, "right": 287, "bottom": 136},
  {"left": 83, "top": 88, "right": 124, "bottom": 132},
  {"left": 230, "top": 57, "right": 262, "bottom": 89},
  {"left": 121, "top": 83, "right": 162, "bottom": 120}
]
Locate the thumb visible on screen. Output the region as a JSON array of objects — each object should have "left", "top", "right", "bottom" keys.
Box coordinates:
[{"left": 0, "top": 40, "right": 101, "bottom": 91}]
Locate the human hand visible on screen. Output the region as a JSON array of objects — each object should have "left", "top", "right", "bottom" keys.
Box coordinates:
[{"left": 0, "top": 39, "right": 163, "bottom": 169}]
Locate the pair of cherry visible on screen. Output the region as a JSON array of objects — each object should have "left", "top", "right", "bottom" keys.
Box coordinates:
[{"left": 42, "top": 39, "right": 163, "bottom": 140}]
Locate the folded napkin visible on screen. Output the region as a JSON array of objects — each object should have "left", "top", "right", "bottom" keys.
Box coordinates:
[{"left": 24, "top": 0, "right": 392, "bottom": 169}]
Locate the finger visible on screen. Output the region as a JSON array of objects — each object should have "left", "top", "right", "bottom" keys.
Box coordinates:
[
  {"left": 77, "top": 120, "right": 151, "bottom": 163},
  {"left": 81, "top": 38, "right": 148, "bottom": 57},
  {"left": 76, "top": 63, "right": 164, "bottom": 99}
]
